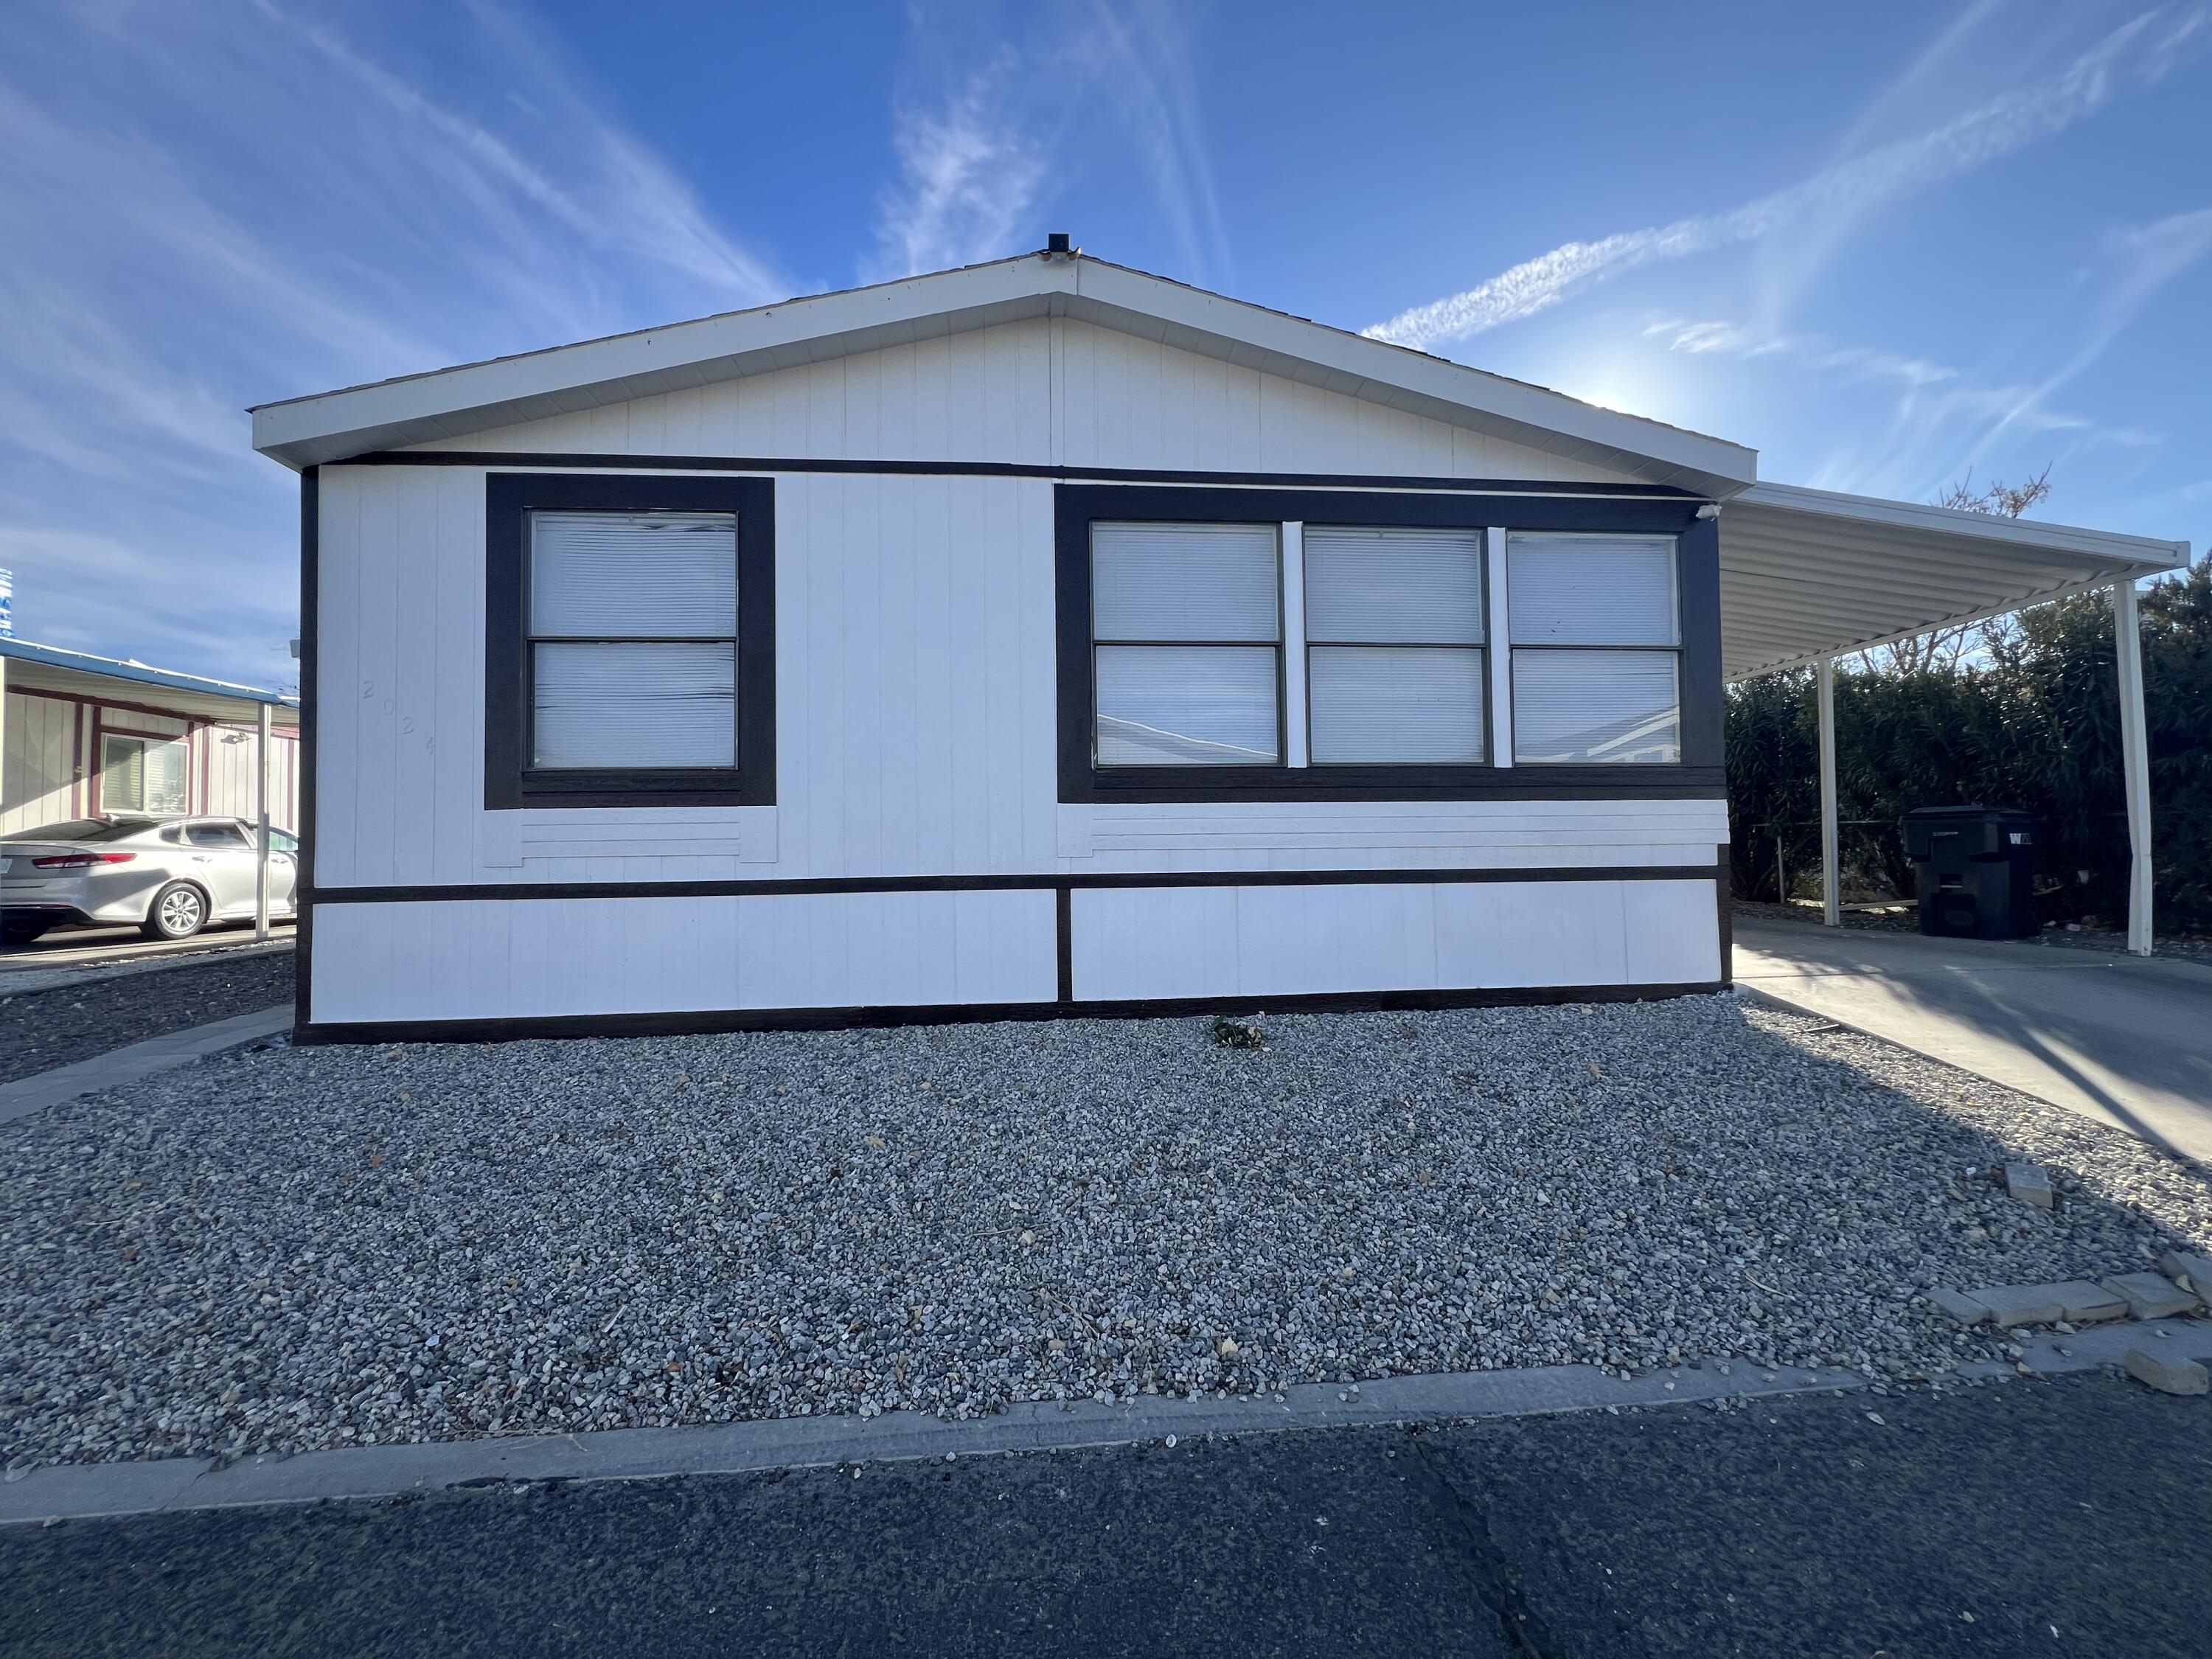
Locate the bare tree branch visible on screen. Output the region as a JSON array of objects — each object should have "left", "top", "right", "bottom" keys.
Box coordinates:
[{"left": 1857, "top": 467, "right": 2054, "bottom": 675}]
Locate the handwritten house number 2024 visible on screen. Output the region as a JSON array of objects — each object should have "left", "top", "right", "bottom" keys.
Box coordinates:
[{"left": 362, "top": 679, "right": 433, "bottom": 748}]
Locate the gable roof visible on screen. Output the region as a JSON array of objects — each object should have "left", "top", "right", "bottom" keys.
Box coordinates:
[{"left": 249, "top": 251, "right": 1760, "bottom": 496}]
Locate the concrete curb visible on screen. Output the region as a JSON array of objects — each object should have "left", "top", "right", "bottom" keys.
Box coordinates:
[
  {"left": 9, "top": 1318, "right": 2208, "bottom": 1526},
  {"left": 0, "top": 1004, "right": 291, "bottom": 1126}
]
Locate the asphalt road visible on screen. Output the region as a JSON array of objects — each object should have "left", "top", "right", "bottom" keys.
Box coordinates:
[{"left": 7, "top": 1371, "right": 2209, "bottom": 1658}]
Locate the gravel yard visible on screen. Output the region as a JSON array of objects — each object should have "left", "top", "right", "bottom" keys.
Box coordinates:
[
  {"left": 0, "top": 947, "right": 295, "bottom": 1085},
  {"left": 4, "top": 993, "right": 2209, "bottom": 1471}
]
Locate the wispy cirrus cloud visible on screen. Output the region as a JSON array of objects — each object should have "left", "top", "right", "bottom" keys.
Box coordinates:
[
  {"left": 1641, "top": 319, "right": 1955, "bottom": 389},
  {"left": 1365, "top": 6, "right": 2208, "bottom": 352},
  {"left": 1961, "top": 204, "right": 2212, "bottom": 465},
  {"left": 869, "top": 47, "right": 1054, "bottom": 282},
  {"left": 0, "top": 2, "right": 779, "bottom": 684},
  {"left": 868, "top": 1, "right": 1229, "bottom": 285}
]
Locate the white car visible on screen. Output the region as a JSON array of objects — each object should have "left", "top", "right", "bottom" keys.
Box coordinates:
[{"left": 0, "top": 815, "right": 301, "bottom": 945}]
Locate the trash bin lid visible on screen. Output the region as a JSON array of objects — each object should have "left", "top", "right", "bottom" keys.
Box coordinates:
[{"left": 1901, "top": 804, "right": 2037, "bottom": 822}]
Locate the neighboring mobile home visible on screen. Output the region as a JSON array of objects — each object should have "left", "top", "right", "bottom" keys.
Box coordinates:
[
  {"left": 250, "top": 247, "right": 2185, "bottom": 1041},
  {"left": 0, "top": 639, "right": 299, "bottom": 836}
]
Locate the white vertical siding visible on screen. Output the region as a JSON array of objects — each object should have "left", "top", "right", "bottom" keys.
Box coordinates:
[
  {"left": 309, "top": 304, "right": 1728, "bottom": 1023},
  {"left": 409, "top": 320, "right": 1635, "bottom": 484},
  {"left": 316, "top": 465, "right": 1726, "bottom": 891},
  {"left": 201, "top": 726, "right": 302, "bottom": 831},
  {"left": 1, "top": 691, "right": 79, "bottom": 834},
  {"left": 316, "top": 466, "right": 1076, "bottom": 888}
]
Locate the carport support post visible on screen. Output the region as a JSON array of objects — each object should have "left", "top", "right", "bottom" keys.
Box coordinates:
[
  {"left": 1816, "top": 655, "right": 1840, "bottom": 927},
  {"left": 2112, "top": 579, "right": 2153, "bottom": 956},
  {"left": 254, "top": 700, "right": 271, "bottom": 942}
]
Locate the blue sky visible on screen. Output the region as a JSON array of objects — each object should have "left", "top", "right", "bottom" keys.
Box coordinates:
[{"left": 1, "top": 0, "right": 2206, "bottom": 686}]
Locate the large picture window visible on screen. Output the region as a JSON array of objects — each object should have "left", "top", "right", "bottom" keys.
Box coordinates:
[
  {"left": 1057, "top": 484, "right": 1717, "bottom": 803},
  {"left": 484, "top": 473, "right": 775, "bottom": 809},
  {"left": 1507, "top": 533, "right": 1681, "bottom": 764}
]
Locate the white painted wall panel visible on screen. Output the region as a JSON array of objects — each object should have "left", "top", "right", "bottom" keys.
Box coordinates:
[
  {"left": 318, "top": 465, "right": 1721, "bottom": 891},
  {"left": 1070, "top": 878, "right": 1719, "bottom": 1003},
  {"left": 312, "top": 888, "right": 1057, "bottom": 1023},
  {"left": 1, "top": 692, "right": 77, "bottom": 835},
  {"left": 409, "top": 319, "right": 1636, "bottom": 485},
  {"left": 201, "top": 726, "right": 302, "bottom": 831},
  {"left": 1620, "top": 878, "right": 1725, "bottom": 984}
]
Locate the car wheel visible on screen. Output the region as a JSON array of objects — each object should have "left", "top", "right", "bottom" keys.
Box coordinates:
[
  {"left": 143, "top": 882, "right": 209, "bottom": 941},
  {"left": 1, "top": 919, "right": 51, "bottom": 947}
]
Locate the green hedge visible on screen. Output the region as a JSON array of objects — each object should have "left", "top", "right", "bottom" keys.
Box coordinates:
[{"left": 1725, "top": 558, "right": 2212, "bottom": 933}]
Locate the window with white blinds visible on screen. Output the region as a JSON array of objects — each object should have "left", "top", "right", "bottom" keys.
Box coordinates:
[
  {"left": 1506, "top": 533, "right": 1680, "bottom": 763},
  {"left": 1304, "top": 526, "right": 1485, "bottom": 763},
  {"left": 1092, "top": 522, "right": 1280, "bottom": 765},
  {"left": 527, "top": 511, "right": 739, "bottom": 770}
]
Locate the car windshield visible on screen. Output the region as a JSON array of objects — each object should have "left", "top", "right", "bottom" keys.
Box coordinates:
[{"left": 3, "top": 818, "right": 154, "bottom": 844}]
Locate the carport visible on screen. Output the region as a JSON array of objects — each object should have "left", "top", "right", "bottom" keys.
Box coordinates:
[
  {"left": 0, "top": 639, "right": 300, "bottom": 939},
  {"left": 1716, "top": 482, "right": 2190, "bottom": 955}
]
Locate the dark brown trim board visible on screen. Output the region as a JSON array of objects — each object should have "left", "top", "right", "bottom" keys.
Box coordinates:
[
  {"left": 1053, "top": 483, "right": 1723, "bottom": 805},
  {"left": 296, "top": 979, "right": 1731, "bottom": 1046},
  {"left": 296, "top": 466, "right": 319, "bottom": 1034},
  {"left": 346, "top": 450, "right": 1703, "bottom": 500},
  {"left": 310, "top": 863, "right": 1729, "bottom": 905},
  {"left": 482, "top": 471, "right": 776, "bottom": 810}
]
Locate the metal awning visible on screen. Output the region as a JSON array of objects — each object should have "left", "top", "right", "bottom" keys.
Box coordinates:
[
  {"left": 1716, "top": 482, "right": 2190, "bottom": 959},
  {"left": 1719, "top": 481, "right": 2188, "bottom": 681},
  {"left": 0, "top": 639, "right": 299, "bottom": 726}
]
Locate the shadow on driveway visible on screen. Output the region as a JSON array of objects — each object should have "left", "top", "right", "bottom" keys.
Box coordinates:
[{"left": 1733, "top": 917, "right": 2212, "bottom": 1163}]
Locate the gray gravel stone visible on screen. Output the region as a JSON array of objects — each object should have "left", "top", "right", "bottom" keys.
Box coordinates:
[
  {"left": 0, "top": 949, "right": 293, "bottom": 1085},
  {"left": 3, "top": 995, "right": 2209, "bottom": 1470},
  {"left": 2123, "top": 1349, "right": 2210, "bottom": 1396}
]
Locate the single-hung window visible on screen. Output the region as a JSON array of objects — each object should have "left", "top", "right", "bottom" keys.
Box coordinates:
[
  {"left": 528, "top": 511, "right": 738, "bottom": 769},
  {"left": 484, "top": 472, "right": 775, "bottom": 810},
  {"left": 1507, "top": 532, "right": 1681, "bottom": 764},
  {"left": 1304, "top": 526, "right": 1486, "bottom": 764},
  {"left": 1091, "top": 521, "right": 1280, "bottom": 766}
]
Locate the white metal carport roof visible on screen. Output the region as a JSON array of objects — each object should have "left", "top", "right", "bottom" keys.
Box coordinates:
[{"left": 1718, "top": 482, "right": 2189, "bottom": 681}]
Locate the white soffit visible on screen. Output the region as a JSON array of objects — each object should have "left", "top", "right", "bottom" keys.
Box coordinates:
[
  {"left": 1720, "top": 481, "right": 2190, "bottom": 681},
  {"left": 248, "top": 254, "right": 1759, "bottom": 495}
]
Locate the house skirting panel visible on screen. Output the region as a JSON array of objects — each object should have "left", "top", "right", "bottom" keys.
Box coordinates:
[{"left": 300, "top": 870, "right": 1725, "bottom": 1040}]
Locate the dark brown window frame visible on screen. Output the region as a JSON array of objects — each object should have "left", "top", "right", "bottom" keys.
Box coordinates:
[
  {"left": 1055, "top": 483, "right": 1723, "bottom": 804},
  {"left": 484, "top": 472, "right": 776, "bottom": 810}
]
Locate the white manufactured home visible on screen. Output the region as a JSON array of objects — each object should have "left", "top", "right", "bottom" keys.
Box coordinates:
[{"left": 251, "top": 247, "right": 2186, "bottom": 1041}]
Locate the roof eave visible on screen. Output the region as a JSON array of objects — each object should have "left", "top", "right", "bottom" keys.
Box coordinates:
[{"left": 250, "top": 254, "right": 1758, "bottom": 493}]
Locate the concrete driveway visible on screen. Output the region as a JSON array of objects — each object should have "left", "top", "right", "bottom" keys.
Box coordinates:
[{"left": 1733, "top": 917, "right": 2212, "bottom": 1164}]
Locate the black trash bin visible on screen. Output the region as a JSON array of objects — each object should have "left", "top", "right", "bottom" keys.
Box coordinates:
[{"left": 1902, "top": 806, "right": 2039, "bottom": 939}]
